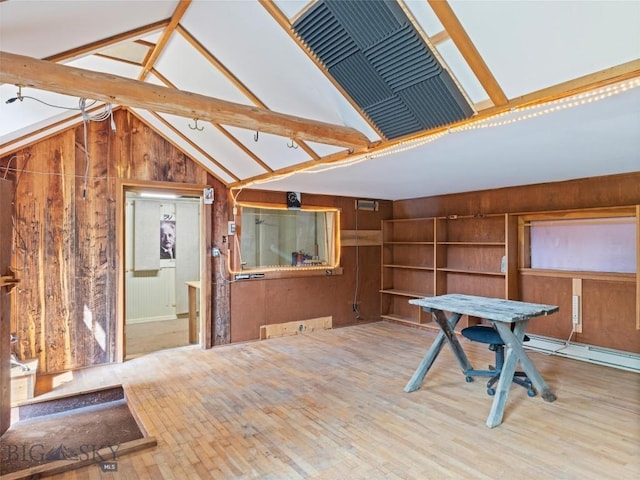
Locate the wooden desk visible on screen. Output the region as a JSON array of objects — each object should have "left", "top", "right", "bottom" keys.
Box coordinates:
[
  {"left": 185, "top": 280, "right": 200, "bottom": 344},
  {"left": 406, "top": 294, "right": 559, "bottom": 428}
]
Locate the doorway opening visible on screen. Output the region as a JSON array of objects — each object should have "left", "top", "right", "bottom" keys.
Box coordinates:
[{"left": 122, "top": 186, "right": 207, "bottom": 359}]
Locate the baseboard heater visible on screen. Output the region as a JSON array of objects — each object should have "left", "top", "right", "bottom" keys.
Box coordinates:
[{"left": 525, "top": 334, "right": 640, "bottom": 373}]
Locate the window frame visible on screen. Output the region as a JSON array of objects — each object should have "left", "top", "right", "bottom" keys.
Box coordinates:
[{"left": 231, "top": 201, "right": 342, "bottom": 276}]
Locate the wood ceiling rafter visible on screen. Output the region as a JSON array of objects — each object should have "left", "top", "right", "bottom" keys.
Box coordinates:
[
  {"left": 0, "top": 51, "right": 370, "bottom": 150},
  {"left": 139, "top": 0, "right": 192, "bottom": 81},
  {"left": 140, "top": 109, "right": 239, "bottom": 184},
  {"left": 259, "top": 0, "right": 387, "bottom": 141},
  {"left": 427, "top": 0, "right": 508, "bottom": 107},
  {"left": 176, "top": 24, "right": 321, "bottom": 163},
  {"left": 43, "top": 20, "right": 170, "bottom": 64},
  {"left": 148, "top": 66, "right": 275, "bottom": 175},
  {"left": 149, "top": 63, "right": 273, "bottom": 174},
  {"left": 429, "top": 30, "right": 451, "bottom": 46},
  {"left": 232, "top": 61, "right": 640, "bottom": 190},
  {"left": 176, "top": 25, "right": 319, "bottom": 171}
]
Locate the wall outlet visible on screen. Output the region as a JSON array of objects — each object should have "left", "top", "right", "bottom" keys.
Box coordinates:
[
  {"left": 572, "top": 295, "right": 580, "bottom": 324},
  {"left": 228, "top": 221, "right": 236, "bottom": 235}
]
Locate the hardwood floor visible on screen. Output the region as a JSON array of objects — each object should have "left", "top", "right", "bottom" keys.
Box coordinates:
[
  {"left": 20, "top": 322, "right": 640, "bottom": 479},
  {"left": 125, "top": 318, "right": 192, "bottom": 358}
]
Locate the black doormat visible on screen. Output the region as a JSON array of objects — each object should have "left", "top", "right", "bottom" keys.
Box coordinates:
[{"left": 0, "top": 385, "right": 156, "bottom": 479}]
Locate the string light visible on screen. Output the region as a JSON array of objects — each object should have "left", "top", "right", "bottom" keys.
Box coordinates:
[{"left": 242, "top": 77, "right": 640, "bottom": 188}]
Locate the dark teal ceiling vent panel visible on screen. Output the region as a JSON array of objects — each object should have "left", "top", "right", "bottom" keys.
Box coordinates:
[{"left": 293, "top": 0, "right": 474, "bottom": 139}]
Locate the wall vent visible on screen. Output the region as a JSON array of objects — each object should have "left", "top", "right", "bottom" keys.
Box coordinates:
[
  {"left": 293, "top": 0, "right": 473, "bottom": 139},
  {"left": 356, "top": 199, "right": 379, "bottom": 211}
]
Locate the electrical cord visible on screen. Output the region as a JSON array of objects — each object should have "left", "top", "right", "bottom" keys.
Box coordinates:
[
  {"left": 5, "top": 87, "right": 114, "bottom": 199},
  {"left": 352, "top": 205, "right": 362, "bottom": 319},
  {"left": 536, "top": 323, "right": 576, "bottom": 356},
  {"left": 79, "top": 97, "right": 114, "bottom": 199}
]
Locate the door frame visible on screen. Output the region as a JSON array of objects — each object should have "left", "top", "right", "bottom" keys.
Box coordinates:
[
  {"left": 116, "top": 179, "right": 212, "bottom": 362},
  {"left": 1, "top": 178, "right": 13, "bottom": 435}
]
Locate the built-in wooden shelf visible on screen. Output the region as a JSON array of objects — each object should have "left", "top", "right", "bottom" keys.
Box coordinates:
[
  {"left": 383, "top": 264, "right": 434, "bottom": 270},
  {"left": 380, "top": 289, "right": 430, "bottom": 298},
  {"left": 380, "top": 214, "right": 517, "bottom": 327},
  {"left": 437, "top": 268, "right": 505, "bottom": 277}
]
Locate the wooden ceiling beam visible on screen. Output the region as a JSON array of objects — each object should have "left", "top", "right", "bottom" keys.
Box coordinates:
[
  {"left": 44, "top": 20, "right": 170, "bottom": 64},
  {"left": 428, "top": 0, "right": 508, "bottom": 107},
  {"left": 0, "top": 51, "right": 371, "bottom": 150},
  {"left": 139, "top": 0, "right": 192, "bottom": 81}
]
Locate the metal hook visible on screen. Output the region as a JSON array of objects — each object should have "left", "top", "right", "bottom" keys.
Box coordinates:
[
  {"left": 188, "top": 118, "right": 204, "bottom": 131},
  {"left": 287, "top": 138, "right": 298, "bottom": 149},
  {"left": 254, "top": 131, "right": 259, "bottom": 142}
]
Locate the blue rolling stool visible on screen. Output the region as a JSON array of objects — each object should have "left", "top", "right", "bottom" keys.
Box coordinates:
[{"left": 461, "top": 324, "right": 536, "bottom": 397}]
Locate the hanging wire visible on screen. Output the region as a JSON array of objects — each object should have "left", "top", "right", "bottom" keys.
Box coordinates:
[
  {"left": 79, "top": 98, "right": 114, "bottom": 199},
  {"left": 4, "top": 87, "right": 114, "bottom": 199}
]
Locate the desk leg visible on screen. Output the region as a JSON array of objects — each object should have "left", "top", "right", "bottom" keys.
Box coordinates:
[
  {"left": 495, "top": 321, "right": 557, "bottom": 403},
  {"left": 188, "top": 284, "right": 197, "bottom": 344},
  {"left": 432, "top": 310, "right": 473, "bottom": 374},
  {"left": 404, "top": 311, "right": 468, "bottom": 393},
  {"left": 487, "top": 322, "right": 557, "bottom": 428},
  {"left": 486, "top": 326, "right": 519, "bottom": 428}
]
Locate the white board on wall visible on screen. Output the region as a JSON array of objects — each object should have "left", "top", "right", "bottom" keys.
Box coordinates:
[
  {"left": 134, "top": 200, "right": 160, "bottom": 271},
  {"left": 530, "top": 217, "right": 636, "bottom": 273},
  {"left": 175, "top": 200, "right": 201, "bottom": 314}
]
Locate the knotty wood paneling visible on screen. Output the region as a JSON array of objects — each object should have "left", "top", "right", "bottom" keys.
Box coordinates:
[{"left": 4, "top": 110, "right": 210, "bottom": 373}]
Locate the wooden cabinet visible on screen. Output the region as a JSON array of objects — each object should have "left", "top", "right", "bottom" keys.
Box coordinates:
[{"left": 380, "top": 214, "right": 518, "bottom": 328}]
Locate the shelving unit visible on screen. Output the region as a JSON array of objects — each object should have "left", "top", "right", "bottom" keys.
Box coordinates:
[
  {"left": 380, "top": 214, "right": 518, "bottom": 329},
  {"left": 380, "top": 218, "right": 435, "bottom": 325}
]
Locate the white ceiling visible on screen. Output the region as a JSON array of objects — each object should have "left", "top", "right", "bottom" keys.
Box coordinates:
[{"left": 1, "top": 0, "right": 639, "bottom": 200}]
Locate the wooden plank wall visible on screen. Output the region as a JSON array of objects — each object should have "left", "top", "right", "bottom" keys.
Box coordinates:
[
  {"left": 0, "top": 110, "right": 208, "bottom": 373},
  {"left": 0, "top": 179, "right": 13, "bottom": 435},
  {"left": 394, "top": 173, "right": 640, "bottom": 353}
]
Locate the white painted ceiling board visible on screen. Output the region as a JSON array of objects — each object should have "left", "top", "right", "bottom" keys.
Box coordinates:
[
  {"left": 253, "top": 85, "right": 640, "bottom": 200},
  {"left": 181, "top": 0, "right": 380, "bottom": 139},
  {"left": 0, "top": 0, "right": 178, "bottom": 59},
  {"left": 153, "top": 34, "right": 254, "bottom": 105},
  {"left": 449, "top": 0, "right": 640, "bottom": 98},
  {"left": 156, "top": 112, "right": 268, "bottom": 180},
  {"left": 0, "top": 0, "right": 638, "bottom": 201},
  {"left": 223, "top": 126, "right": 314, "bottom": 172}
]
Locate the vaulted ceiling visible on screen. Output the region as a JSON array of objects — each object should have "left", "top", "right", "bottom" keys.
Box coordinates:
[{"left": 1, "top": 0, "right": 639, "bottom": 200}]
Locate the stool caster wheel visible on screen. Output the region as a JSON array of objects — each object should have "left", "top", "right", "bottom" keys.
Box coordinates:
[
  {"left": 487, "top": 387, "right": 496, "bottom": 396},
  {"left": 527, "top": 388, "right": 536, "bottom": 397},
  {"left": 465, "top": 376, "right": 474, "bottom": 383}
]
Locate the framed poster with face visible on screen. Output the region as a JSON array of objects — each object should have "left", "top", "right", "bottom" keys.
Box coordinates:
[
  {"left": 160, "top": 219, "right": 176, "bottom": 259},
  {"left": 287, "top": 191, "right": 301, "bottom": 210}
]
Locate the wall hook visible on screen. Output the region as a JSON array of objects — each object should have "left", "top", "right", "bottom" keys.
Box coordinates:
[
  {"left": 189, "top": 118, "right": 204, "bottom": 131},
  {"left": 254, "top": 131, "right": 259, "bottom": 142},
  {"left": 287, "top": 138, "right": 298, "bottom": 149}
]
